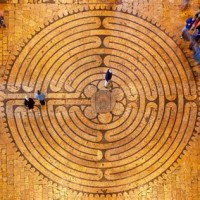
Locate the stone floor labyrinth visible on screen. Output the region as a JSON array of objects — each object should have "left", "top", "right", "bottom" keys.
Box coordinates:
[{"left": 1, "top": 5, "right": 199, "bottom": 198}]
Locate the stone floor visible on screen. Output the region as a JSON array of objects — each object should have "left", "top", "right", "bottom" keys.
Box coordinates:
[{"left": 0, "top": 0, "right": 200, "bottom": 199}]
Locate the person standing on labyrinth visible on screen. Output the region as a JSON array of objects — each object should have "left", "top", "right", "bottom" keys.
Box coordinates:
[
  {"left": 104, "top": 68, "right": 112, "bottom": 88},
  {"left": 24, "top": 96, "right": 35, "bottom": 110},
  {"left": 0, "top": 15, "right": 6, "bottom": 28},
  {"left": 35, "top": 90, "right": 45, "bottom": 105},
  {"left": 180, "top": 16, "right": 194, "bottom": 40}
]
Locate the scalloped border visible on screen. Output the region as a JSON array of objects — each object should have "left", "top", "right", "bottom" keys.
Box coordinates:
[{"left": 1, "top": 4, "right": 200, "bottom": 199}]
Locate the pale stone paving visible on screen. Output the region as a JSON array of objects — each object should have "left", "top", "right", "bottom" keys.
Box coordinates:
[{"left": 0, "top": 0, "right": 200, "bottom": 200}]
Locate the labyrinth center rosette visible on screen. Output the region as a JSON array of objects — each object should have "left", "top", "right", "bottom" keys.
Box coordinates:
[{"left": 4, "top": 8, "right": 198, "bottom": 194}]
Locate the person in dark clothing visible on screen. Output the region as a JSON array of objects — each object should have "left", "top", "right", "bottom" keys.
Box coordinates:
[
  {"left": 191, "top": 9, "right": 200, "bottom": 30},
  {"left": 0, "top": 16, "right": 6, "bottom": 28},
  {"left": 35, "top": 90, "right": 45, "bottom": 105},
  {"left": 24, "top": 96, "right": 35, "bottom": 110},
  {"left": 104, "top": 68, "right": 112, "bottom": 88},
  {"left": 193, "top": 25, "right": 200, "bottom": 41}
]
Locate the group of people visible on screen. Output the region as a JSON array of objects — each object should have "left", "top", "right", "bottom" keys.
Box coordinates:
[
  {"left": 24, "top": 90, "right": 45, "bottom": 110},
  {"left": 24, "top": 69, "right": 112, "bottom": 111},
  {"left": 181, "top": 8, "right": 200, "bottom": 54}
]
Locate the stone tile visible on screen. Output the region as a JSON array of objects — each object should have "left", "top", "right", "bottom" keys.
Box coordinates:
[{"left": 0, "top": 1, "right": 200, "bottom": 200}]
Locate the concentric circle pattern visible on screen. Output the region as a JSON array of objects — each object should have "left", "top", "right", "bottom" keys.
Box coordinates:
[{"left": 4, "top": 7, "right": 198, "bottom": 194}]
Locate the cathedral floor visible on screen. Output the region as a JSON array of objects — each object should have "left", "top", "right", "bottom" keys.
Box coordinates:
[{"left": 0, "top": 0, "right": 200, "bottom": 199}]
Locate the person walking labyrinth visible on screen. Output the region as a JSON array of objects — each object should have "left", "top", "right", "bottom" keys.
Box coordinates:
[
  {"left": 35, "top": 90, "right": 45, "bottom": 105},
  {"left": 24, "top": 96, "right": 35, "bottom": 110},
  {"left": 180, "top": 16, "right": 194, "bottom": 40},
  {"left": 104, "top": 68, "right": 112, "bottom": 88}
]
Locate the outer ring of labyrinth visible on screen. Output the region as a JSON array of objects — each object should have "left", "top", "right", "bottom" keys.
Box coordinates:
[{"left": 3, "top": 6, "right": 199, "bottom": 194}]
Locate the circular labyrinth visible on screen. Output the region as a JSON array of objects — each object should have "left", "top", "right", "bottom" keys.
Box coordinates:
[{"left": 3, "top": 6, "right": 199, "bottom": 195}]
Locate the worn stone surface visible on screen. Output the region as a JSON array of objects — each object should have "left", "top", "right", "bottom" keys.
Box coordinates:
[{"left": 0, "top": 0, "right": 200, "bottom": 199}]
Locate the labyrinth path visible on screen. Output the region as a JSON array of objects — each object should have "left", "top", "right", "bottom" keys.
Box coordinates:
[{"left": 2, "top": 6, "right": 198, "bottom": 195}]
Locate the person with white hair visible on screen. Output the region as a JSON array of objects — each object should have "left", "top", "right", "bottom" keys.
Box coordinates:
[
  {"left": 24, "top": 96, "right": 35, "bottom": 110},
  {"left": 104, "top": 68, "right": 112, "bottom": 88}
]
